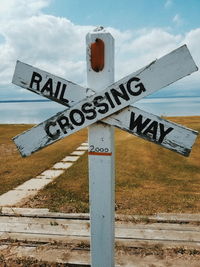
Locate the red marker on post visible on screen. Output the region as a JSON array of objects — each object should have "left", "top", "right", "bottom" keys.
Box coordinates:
[{"left": 91, "top": 38, "right": 105, "bottom": 72}]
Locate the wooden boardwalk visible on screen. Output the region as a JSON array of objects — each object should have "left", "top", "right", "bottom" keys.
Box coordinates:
[{"left": 0, "top": 208, "right": 200, "bottom": 266}]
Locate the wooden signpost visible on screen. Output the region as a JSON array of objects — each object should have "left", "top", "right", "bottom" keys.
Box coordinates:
[
  {"left": 86, "top": 30, "right": 115, "bottom": 267},
  {"left": 12, "top": 27, "right": 198, "bottom": 267}
]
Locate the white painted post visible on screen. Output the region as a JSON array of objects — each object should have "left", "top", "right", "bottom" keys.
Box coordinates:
[{"left": 86, "top": 27, "right": 115, "bottom": 267}]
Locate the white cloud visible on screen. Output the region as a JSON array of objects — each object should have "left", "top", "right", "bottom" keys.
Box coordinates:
[
  {"left": 0, "top": 0, "right": 199, "bottom": 101},
  {"left": 183, "top": 28, "right": 200, "bottom": 62},
  {"left": 0, "top": 0, "right": 50, "bottom": 19},
  {"left": 164, "top": 0, "right": 173, "bottom": 8},
  {"left": 0, "top": 0, "right": 93, "bottom": 89},
  {"left": 173, "top": 14, "right": 183, "bottom": 26},
  {"left": 114, "top": 28, "right": 182, "bottom": 79}
]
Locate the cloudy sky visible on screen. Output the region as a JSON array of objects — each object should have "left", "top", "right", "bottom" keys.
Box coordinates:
[{"left": 0, "top": 0, "right": 199, "bottom": 101}]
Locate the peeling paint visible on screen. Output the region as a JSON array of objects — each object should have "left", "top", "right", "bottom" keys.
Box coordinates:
[
  {"left": 12, "top": 45, "right": 198, "bottom": 157},
  {"left": 103, "top": 106, "right": 198, "bottom": 156},
  {"left": 12, "top": 61, "right": 87, "bottom": 108},
  {"left": 20, "top": 81, "right": 27, "bottom": 86}
]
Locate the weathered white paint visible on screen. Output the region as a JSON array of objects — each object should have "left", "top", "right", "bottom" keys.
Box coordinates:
[
  {"left": 103, "top": 106, "right": 198, "bottom": 156},
  {"left": 1, "top": 211, "right": 200, "bottom": 245},
  {"left": 14, "top": 63, "right": 198, "bottom": 157},
  {"left": 13, "top": 45, "right": 198, "bottom": 156},
  {"left": 2, "top": 208, "right": 200, "bottom": 223},
  {"left": 87, "top": 28, "right": 115, "bottom": 267},
  {"left": 12, "top": 61, "right": 94, "bottom": 106},
  {"left": 1, "top": 220, "right": 200, "bottom": 242}
]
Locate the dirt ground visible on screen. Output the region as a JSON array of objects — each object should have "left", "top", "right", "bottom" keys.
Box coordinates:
[{"left": 0, "top": 242, "right": 200, "bottom": 266}]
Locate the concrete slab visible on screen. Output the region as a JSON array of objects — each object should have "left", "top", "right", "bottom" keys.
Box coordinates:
[
  {"left": 76, "top": 146, "right": 88, "bottom": 151},
  {"left": 0, "top": 190, "right": 35, "bottom": 206},
  {"left": 62, "top": 156, "right": 79, "bottom": 162},
  {"left": 71, "top": 151, "right": 85, "bottom": 156},
  {"left": 0, "top": 141, "right": 89, "bottom": 206},
  {"left": 1, "top": 207, "right": 49, "bottom": 216},
  {"left": 81, "top": 142, "right": 88, "bottom": 146},
  {"left": 0, "top": 142, "right": 88, "bottom": 206},
  {"left": 15, "top": 179, "right": 50, "bottom": 191},
  {"left": 53, "top": 162, "right": 73, "bottom": 169},
  {"left": 36, "top": 170, "right": 64, "bottom": 179}
]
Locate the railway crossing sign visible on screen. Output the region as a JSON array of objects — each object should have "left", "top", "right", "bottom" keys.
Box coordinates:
[
  {"left": 13, "top": 45, "right": 198, "bottom": 157},
  {"left": 12, "top": 28, "right": 198, "bottom": 267}
]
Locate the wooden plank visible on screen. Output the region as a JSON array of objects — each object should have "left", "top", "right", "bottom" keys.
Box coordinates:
[
  {"left": 0, "top": 222, "right": 89, "bottom": 236},
  {"left": 12, "top": 61, "right": 94, "bottom": 107},
  {"left": 0, "top": 243, "right": 90, "bottom": 265},
  {"left": 1, "top": 218, "right": 200, "bottom": 243},
  {"left": 0, "top": 232, "right": 89, "bottom": 244},
  {"left": 142, "top": 213, "right": 200, "bottom": 223},
  {"left": 2, "top": 208, "right": 200, "bottom": 223},
  {"left": 116, "top": 228, "right": 200, "bottom": 242},
  {"left": 1, "top": 216, "right": 200, "bottom": 233},
  {"left": 0, "top": 216, "right": 89, "bottom": 226},
  {"left": 1, "top": 242, "right": 200, "bottom": 266},
  {"left": 13, "top": 45, "right": 198, "bottom": 156},
  {"left": 1, "top": 225, "right": 200, "bottom": 244},
  {"left": 116, "top": 213, "right": 200, "bottom": 223},
  {"left": 1, "top": 232, "right": 200, "bottom": 251},
  {"left": 2, "top": 208, "right": 200, "bottom": 224},
  {"left": 1, "top": 207, "right": 89, "bottom": 220},
  {"left": 116, "top": 222, "right": 200, "bottom": 232},
  {"left": 1, "top": 207, "right": 50, "bottom": 215},
  {"left": 103, "top": 106, "right": 198, "bottom": 156},
  {"left": 12, "top": 76, "right": 198, "bottom": 156}
]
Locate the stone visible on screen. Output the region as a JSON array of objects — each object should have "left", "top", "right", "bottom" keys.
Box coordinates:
[
  {"left": 62, "top": 156, "right": 79, "bottom": 162},
  {"left": 53, "top": 162, "right": 73, "bottom": 169}
]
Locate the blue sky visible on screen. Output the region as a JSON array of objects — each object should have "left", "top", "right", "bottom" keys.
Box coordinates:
[
  {"left": 45, "top": 0, "right": 200, "bottom": 34},
  {"left": 0, "top": 0, "right": 199, "bottom": 102}
]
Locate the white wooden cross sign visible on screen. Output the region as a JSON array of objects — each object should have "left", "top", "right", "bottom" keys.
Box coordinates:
[{"left": 12, "top": 28, "right": 198, "bottom": 267}]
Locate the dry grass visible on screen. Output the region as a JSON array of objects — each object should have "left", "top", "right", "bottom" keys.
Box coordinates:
[
  {"left": 0, "top": 124, "right": 87, "bottom": 195},
  {"left": 0, "top": 116, "right": 200, "bottom": 215},
  {"left": 115, "top": 116, "right": 200, "bottom": 215},
  {"left": 17, "top": 116, "right": 200, "bottom": 215}
]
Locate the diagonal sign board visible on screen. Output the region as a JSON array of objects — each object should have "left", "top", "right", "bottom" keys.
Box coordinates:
[
  {"left": 13, "top": 45, "right": 198, "bottom": 157},
  {"left": 12, "top": 61, "right": 95, "bottom": 106},
  {"left": 13, "top": 60, "right": 198, "bottom": 157},
  {"left": 103, "top": 106, "right": 198, "bottom": 156}
]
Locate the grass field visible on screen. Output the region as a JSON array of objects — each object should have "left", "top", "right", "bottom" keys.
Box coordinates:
[
  {"left": 0, "top": 116, "right": 200, "bottom": 215},
  {"left": 0, "top": 124, "right": 87, "bottom": 195}
]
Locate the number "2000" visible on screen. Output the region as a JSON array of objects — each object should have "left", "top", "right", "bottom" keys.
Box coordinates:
[{"left": 89, "top": 145, "right": 109, "bottom": 153}]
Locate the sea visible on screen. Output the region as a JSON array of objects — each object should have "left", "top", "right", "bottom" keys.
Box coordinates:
[{"left": 0, "top": 96, "right": 200, "bottom": 124}]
